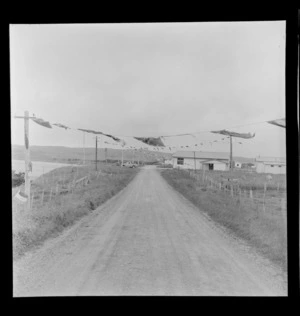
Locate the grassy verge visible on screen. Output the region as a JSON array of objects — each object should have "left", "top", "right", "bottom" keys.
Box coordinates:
[
  {"left": 160, "top": 169, "right": 287, "bottom": 272},
  {"left": 198, "top": 169, "right": 286, "bottom": 191},
  {"left": 13, "top": 163, "right": 139, "bottom": 260}
]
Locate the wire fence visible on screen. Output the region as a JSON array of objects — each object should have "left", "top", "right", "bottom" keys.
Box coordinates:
[
  {"left": 12, "top": 165, "right": 106, "bottom": 212},
  {"left": 181, "top": 168, "right": 287, "bottom": 217}
]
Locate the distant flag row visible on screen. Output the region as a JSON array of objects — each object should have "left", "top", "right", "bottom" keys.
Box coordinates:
[{"left": 117, "top": 138, "right": 244, "bottom": 151}]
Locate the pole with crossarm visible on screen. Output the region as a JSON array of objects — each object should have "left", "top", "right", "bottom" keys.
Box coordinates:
[{"left": 14, "top": 111, "right": 35, "bottom": 211}]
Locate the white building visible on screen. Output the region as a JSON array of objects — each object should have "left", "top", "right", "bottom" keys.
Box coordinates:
[
  {"left": 255, "top": 157, "right": 286, "bottom": 174},
  {"left": 172, "top": 151, "right": 229, "bottom": 171}
]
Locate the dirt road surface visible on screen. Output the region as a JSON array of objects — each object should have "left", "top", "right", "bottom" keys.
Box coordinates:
[{"left": 13, "top": 166, "right": 287, "bottom": 296}]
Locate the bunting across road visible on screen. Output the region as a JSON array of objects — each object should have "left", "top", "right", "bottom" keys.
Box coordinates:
[{"left": 19, "top": 113, "right": 286, "bottom": 150}]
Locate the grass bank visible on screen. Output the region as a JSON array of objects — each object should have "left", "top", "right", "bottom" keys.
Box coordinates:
[
  {"left": 161, "top": 169, "right": 287, "bottom": 272},
  {"left": 199, "top": 169, "right": 286, "bottom": 191},
  {"left": 13, "top": 163, "right": 139, "bottom": 259}
]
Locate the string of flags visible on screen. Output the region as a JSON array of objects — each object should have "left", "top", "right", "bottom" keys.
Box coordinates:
[
  {"left": 211, "top": 130, "right": 255, "bottom": 139},
  {"left": 53, "top": 123, "right": 70, "bottom": 130},
  {"left": 25, "top": 113, "right": 285, "bottom": 151}
]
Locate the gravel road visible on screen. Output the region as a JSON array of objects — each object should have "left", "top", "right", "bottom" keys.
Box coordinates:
[{"left": 13, "top": 166, "right": 287, "bottom": 296}]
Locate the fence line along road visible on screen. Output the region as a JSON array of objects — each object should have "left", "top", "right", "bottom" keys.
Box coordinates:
[{"left": 179, "top": 169, "right": 286, "bottom": 213}]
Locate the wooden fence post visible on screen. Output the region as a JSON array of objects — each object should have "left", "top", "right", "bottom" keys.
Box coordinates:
[
  {"left": 231, "top": 185, "right": 234, "bottom": 197},
  {"left": 31, "top": 191, "right": 35, "bottom": 210},
  {"left": 41, "top": 188, "right": 45, "bottom": 206},
  {"left": 262, "top": 185, "right": 266, "bottom": 213},
  {"left": 281, "top": 198, "right": 286, "bottom": 227},
  {"left": 43, "top": 167, "right": 45, "bottom": 185},
  {"left": 49, "top": 186, "right": 53, "bottom": 201}
]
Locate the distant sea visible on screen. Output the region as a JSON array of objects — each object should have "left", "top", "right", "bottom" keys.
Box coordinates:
[{"left": 12, "top": 160, "right": 78, "bottom": 180}]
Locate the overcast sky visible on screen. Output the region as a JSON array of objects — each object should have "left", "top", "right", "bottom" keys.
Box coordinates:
[{"left": 10, "top": 22, "right": 286, "bottom": 158}]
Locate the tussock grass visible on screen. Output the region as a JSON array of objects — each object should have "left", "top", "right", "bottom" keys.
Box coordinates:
[
  {"left": 161, "top": 169, "right": 287, "bottom": 272},
  {"left": 13, "top": 163, "right": 139, "bottom": 259}
]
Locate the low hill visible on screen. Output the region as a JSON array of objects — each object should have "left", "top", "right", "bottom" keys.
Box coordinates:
[
  {"left": 232, "top": 156, "right": 255, "bottom": 164},
  {"left": 11, "top": 145, "right": 172, "bottom": 164}
]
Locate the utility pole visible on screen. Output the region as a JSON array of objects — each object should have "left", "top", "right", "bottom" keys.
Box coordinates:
[
  {"left": 95, "top": 136, "right": 98, "bottom": 171},
  {"left": 14, "top": 111, "right": 34, "bottom": 211},
  {"left": 24, "top": 111, "right": 30, "bottom": 211},
  {"left": 193, "top": 151, "right": 196, "bottom": 172},
  {"left": 83, "top": 132, "right": 86, "bottom": 165},
  {"left": 229, "top": 136, "right": 233, "bottom": 170},
  {"left": 121, "top": 146, "right": 124, "bottom": 167}
]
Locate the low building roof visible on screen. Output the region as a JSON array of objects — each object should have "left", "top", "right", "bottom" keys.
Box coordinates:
[
  {"left": 201, "top": 160, "right": 229, "bottom": 164},
  {"left": 255, "top": 157, "right": 286, "bottom": 163},
  {"left": 172, "top": 151, "right": 229, "bottom": 160}
]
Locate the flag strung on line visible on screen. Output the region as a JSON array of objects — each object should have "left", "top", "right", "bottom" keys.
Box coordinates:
[
  {"left": 103, "top": 133, "right": 121, "bottom": 142},
  {"left": 78, "top": 128, "right": 101, "bottom": 134},
  {"left": 77, "top": 128, "right": 122, "bottom": 143},
  {"left": 267, "top": 118, "right": 285, "bottom": 128},
  {"left": 53, "top": 123, "right": 70, "bottom": 130},
  {"left": 211, "top": 129, "right": 255, "bottom": 139},
  {"left": 31, "top": 117, "right": 52, "bottom": 128},
  {"left": 134, "top": 137, "right": 165, "bottom": 147},
  {"left": 14, "top": 190, "right": 28, "bottom": 203}
]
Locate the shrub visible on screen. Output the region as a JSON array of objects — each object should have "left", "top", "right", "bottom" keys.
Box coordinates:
[{"left": 12, "top": 170, "right": 25, "bottom": 187}]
